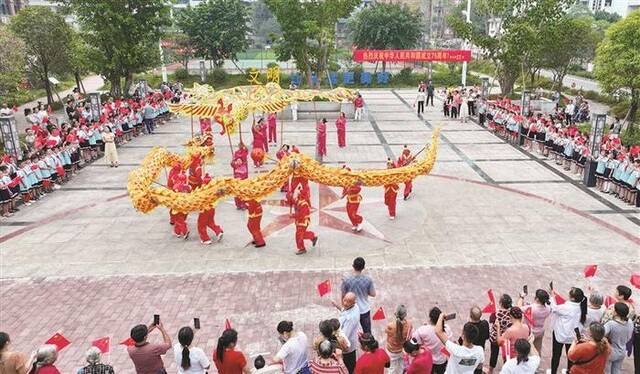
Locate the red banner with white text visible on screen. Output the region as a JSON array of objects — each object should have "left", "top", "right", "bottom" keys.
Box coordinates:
[{"left": 353, "top": 49, "right": 472, "bottom": 62}]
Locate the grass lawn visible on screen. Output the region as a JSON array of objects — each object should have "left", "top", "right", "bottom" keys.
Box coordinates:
[
  {"left": 3, "top": 77, "right": 77, "bottom": 107},
  {"left": 236, "top": 49, "right": 277, "bottom": 60}
]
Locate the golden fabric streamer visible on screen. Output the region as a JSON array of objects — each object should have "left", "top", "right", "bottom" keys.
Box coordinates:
[{"left": 127, "top": 129, "right": 441, "bottom": 214}]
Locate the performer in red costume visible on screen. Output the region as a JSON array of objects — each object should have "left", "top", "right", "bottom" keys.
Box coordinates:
[
  {"left": 267, "top": 112, "right": 277, "bottom": 143},
  {"left": 396, "top": 145, "right": 414, "bottom": 200},
  {"left": 293, "top": 186, "right": 318, "bottom": 255},
  {"left": 235, "top": 141, "right": 249, "bottom": 163},
  {"left": 276, "top": 144, "right": 290, "bottom": 192},
  {"left": 252, "top": 118, "right": 268, "bottom": 152},
  {"left": 188, "top": 153, "right": 203, "bottom": 190},
  {"left": 342, "top": 181, "right": 363, "bottom": 231},
  {"left": 199, "top": 118, "right": 212, "bottom": 134},
  {"left": 172, "top": 173, "right": 191, "bottom": 239},
  {"left": 287, "top": 145, "right": 311, "bottom": 206},
  {"left": 316, "top": 118, "right": 327, "bottom": 157},
  {"left": 335, "top": 112, "right": 347, "bottom": 148},
  {"left": 384, "top": 159, "right": 399, "bottom": 220},
  {"left": 167, "top": 162, "right": 182, "bottom": 225},
  {"left": 230, "top": 155, "right": 248, "bottom": 209},
  {"left": 197, "top": 173, "right": 224, "bottom": 245},
  {"left": 246, "top": 199, "right": 266, "bottom": 248}
]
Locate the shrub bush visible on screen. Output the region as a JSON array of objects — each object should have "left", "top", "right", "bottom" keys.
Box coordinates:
[
  {"left": 174, "top": 68, "right": 190, "bottom": 80},
  {"left": 207, "top": 68, "right": 228, "bottom": 85}
]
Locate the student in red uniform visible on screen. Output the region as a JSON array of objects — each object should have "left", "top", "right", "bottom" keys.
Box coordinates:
[
  {"left": 384, "top": 159, "right": 399, "bottom": 220},
  {"left": 246, "top": 199, "right": 266, "bottom": 248},
  {"left": 268, "top": 112, "right": 277, "bottom": 143},
  {"left": 342, "top": 181, "right": 363, "bottom": 232},
  {"left": 172, "top": 172, "right": 191, "bottom": 239},
  {"left": 403, "top": 339, "right": 433, "bottom": 374},
  {"left": 336, "top": 112, "right": 347, "bottom": 148},
  {"left": 354, "top": 334, "right": 389, "bottom": 374},
  {"left": 294, "top": 186, "right": 318, "bottom": 255},
  {"left": 396, "top": 146, "right": 414, "bottom": 200}
]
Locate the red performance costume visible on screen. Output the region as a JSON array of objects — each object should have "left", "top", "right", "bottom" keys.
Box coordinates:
[
  {"left": 316, "top": 119, "right": 327, "bottom": 157},
  {"left": 335, "top": 114, "right": 347, "bottom": 148},
  {"left": 197, "top": 173, "right": 224, "bottom": 244},
  {"left": 188, "top": 153, "right": 204, "bottom": 190},
  {"left": 384, "top": 160, "right": 399, "bottom": 220},
  {"left": 343, "top": 183, "right": 363, "bottom": 231},
  {"left": 396, "top": 146, "right": 414, "bottom": 200},
  {"left": 267, "top": 112, "right": 277, "bottom": 143},
  {"left": 167, "top": 162, "right": 183, "bottom": 225},
  {"left": 294, "top": 191, "right": 318, "bottom": 255},
  {"left": 172, "top": 173, "right": 191, "bottom": 238},
  {"left": 251, "top": 120, "right": 267, "bottom": 167},
  {"left": 231, "top": 156, "right": 249, "bottom": 209},
  {"left": 276, "top": 145, "right": 290, "bottom": 192},
  {"left": 246, "top": 199, "right": 265, "bottom": 247}
]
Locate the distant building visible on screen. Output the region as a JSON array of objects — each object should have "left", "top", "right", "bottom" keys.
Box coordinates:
[
  {"left": 0, "top": 0, "right": 28, "bottom": 23},
  {"left": 585, "top": 0, "right": 639, "bottom": 16}
]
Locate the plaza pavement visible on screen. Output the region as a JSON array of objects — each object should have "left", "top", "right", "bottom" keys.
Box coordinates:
[{"left": 0, "top": 89, "right": 638, "bottom": 373}]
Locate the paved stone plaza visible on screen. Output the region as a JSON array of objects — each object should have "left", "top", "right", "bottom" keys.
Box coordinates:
[{"left": 1, "top": 89, "right": 638, "bottom": 373}]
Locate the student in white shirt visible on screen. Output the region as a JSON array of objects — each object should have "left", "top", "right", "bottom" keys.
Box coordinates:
[
  {"left": 174, "top": 326, "right": 210, "bottom": 374},
  {"left": 550, "top": 287, "right": 588, "bottom": 374},
  {"left": 435, "top": 311, "right": 484, "bottom": 374},
  {"left": 499, "top": 337, "right": 540, "bottom": 374},
  {"left": 271, "top": 321, "right": 309, "bottom": 374}
]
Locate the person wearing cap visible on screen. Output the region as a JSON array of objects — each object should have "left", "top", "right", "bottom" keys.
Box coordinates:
[
  {"left": 317, "top": 118, "right": 327, "bottom": 158},
  {"left": 396, "top": 146, "right": 414, "bottom": 200},
  {"left": 293, "top": 185, "right": 318, "bottom": 255},
  {"left": 384, "top": 159, "right": 399, "bottom": 220}
]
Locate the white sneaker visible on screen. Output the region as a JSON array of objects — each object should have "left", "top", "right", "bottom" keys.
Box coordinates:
[
  {"left": 356, "top": 224, "right": 362, "bottom": 232},
  {"left": 389, "top": 216, "right": 395, "bottom": 220},
  {"left": 201, "top": 240, "right": 212, "bottom": 245},
  {"left": 54, "top": 184, "right": 61, "bottom": 190},
  {"left": 217, "top": 232, "right": 224, "bottom": 242},
  {"left": 351, "top": 226, "right": 357, "bottom": 231}
]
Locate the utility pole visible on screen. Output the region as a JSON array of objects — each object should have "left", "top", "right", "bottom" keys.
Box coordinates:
[{"left": 461, "top": 0, "right": 471, "bottom": 87}]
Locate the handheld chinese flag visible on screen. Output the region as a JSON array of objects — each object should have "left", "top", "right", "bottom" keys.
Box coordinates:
[
  {"left": 372, "top": 307, "right": 386, "bottom": 320},
  {"left": 523, "top": 307, "right": 534, "bottom": 325},
  {"left": 119, "top": 337, "right": 135, "bottom": 346},
  {"left": 12, "top": 105, "right": 18, "bottom": 112},
  {"left": 554, "top": 293, "right": 566, "bottom": 305},
  {"left": 604, "top": 295, "right": 617, "bottom": 308},
  {"left": 440, "top": 346, "right": 450, "bottom": 358},
  {"left": 630, "top": 274, "right": 640, "bottom": 289},
  {"left": 317, "top": 280, "right": 331, "bottom": 297},
  {"left": 91, "top": 337, "right": 110, "bottom": 354},
  {"left": 583, "top": 265, "right": 598, "bottom": 278},
  {"left": 482, "top": 289, "right": 497, "bottom": 314},
  {"left": 45, "top": 333, "right": 70, "bottom": 351},
  {"left": 224, "top": 318, "right": 232, "bottom": 330}
]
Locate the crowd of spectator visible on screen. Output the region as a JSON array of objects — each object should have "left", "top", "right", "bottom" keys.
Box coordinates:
[
  {"left": 1, "top": 257, "right": 638, "bottom": 374},
  {"left": 0, "top": 84, "right": 179, "bottom": 219}
]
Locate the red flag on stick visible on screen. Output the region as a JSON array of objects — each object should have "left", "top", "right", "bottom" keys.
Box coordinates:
[
  {"left": 224, "top": 318, "right": 232, "bottom": 330},
  {"left": 440, "top": 347, "right": 450, "bottom": 358},
  {"left": 45, "top": 333, "right": 70, "bottom": 351},
  {"left": 317, "top": 280, "right": 331, "bottom": 297},
  {"left": 583, "top": 265, "right": 598, "bottom": 278},
  {"left": 372, "top": 307, "right": 386, "bottom": 320},
  {"left": 630, "top": 274, "right": 640, "bottom": 289},
  {"left": 554, "top": 293, "right": 566, "bottom": 305},
  {"left": 523, "top": 307, "right": 534, "bottom": 325},
  {"left": 119, "top": 337, "right": 135, "bottom": 346},
  {"left": 91, "top": 337, "right": 110, "bottom": 353},
  {"left": 604, "top": 295, "right": 617, "bottom": 308},
  {"left": 482, "top": 289, "right": 497, "bottom": 314}
]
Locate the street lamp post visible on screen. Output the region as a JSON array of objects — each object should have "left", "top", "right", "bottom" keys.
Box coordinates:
[{"left": 461, "top": 0, "right": 471, "bottom": 87}]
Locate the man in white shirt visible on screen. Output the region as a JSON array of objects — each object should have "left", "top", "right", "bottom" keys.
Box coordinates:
[
  {"left": 332, "top": 292, "right": 360, "bottom": 374},
  {"left": 272, "top": 321, "right": 309, "bottom": 374},
  {"left": 435, "top": 312, "right": 484, "bottom": 374}
]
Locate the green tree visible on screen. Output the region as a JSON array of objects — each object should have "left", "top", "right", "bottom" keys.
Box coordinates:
[
  {"left": 10, "top": 7, "right": 72, "bottom": 105},
  {"left": 595, "top": 9, "right": 640, "bottom": 133},
  {"left": 265, "top": 0, "right": 360, "bottom": 87},
  {"left": 594, "top": 10, "right": 621, "bottom": 23},
  {"left": 61, "top": 0, "right": 171, "bottom": 96},
  {"left": 67, "top": 31, "right": 94, "bottom": 94},
  {"left": 448, "top": 0, "right": 573, "bottom": 94},
  {"left": 176, "top": 0, "right": 250, "bottom": 68},
  {"left": 541, "top": 16, "right": 600, "bottom": 90},
  {"left": 348, "top": 3, "right": 422, "bottom": 72},
  {"left": 0, "top": 25, "right": 26, "bottom": 99}
]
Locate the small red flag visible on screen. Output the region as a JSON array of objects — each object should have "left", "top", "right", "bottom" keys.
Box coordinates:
[
  {"left": 440, "top": 346, "right": 450, "bottom": 357},
  {"left": 47, "top": 105, "right": 53, "bottom": 114},
  {"left": 45, "top": 333, "right": 70, "bottom": 351},
  {"left": 630, "top": 274, "right": 640, "bottom": 289},
  {"left": 583, "top": 265, "right": 598, "bottom": 278},
  {"left": 372, "top": 307, "right": 386, "bottom": 320},
  {"left": 91, "top": 337, "right": 110, "bottom": 353},
  {"left": 604, "top": 295, "right": 617, "bottom": 308},
  {"left": 482, "top": 289, "right": 497, "bottom": 314},
  {"left": 119, "top": 337, "right": 135, "bottom": 346},
  {"left": 523, "top": 307, "right": 534, "bottom": 325},
  {"left": 12, "top": 105, "right": 18, "bottom": 112},
  {"left": 554, "top": 293, "right": 566, "bottom": 305},
  {"left": 317, "top": 280, "right": 331, "bottom": 297},
  {"left": 224, "top": 318, "right": 232, "bottom": 330}
]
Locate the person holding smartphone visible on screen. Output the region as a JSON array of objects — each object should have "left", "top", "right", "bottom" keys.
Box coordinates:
[
  {"left": 127, "top": 320, "right": 172, "bottom": 374},
  {"left": 435, "top": 312, "right": 484, "bottom": 374},
  {"left": 567, "top": 322, "right": 610, "bottom": 374}
]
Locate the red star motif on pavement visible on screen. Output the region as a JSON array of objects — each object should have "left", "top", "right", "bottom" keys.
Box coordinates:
[{"left": 253, "top": 183, "right": 390, "bottom": 243}]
